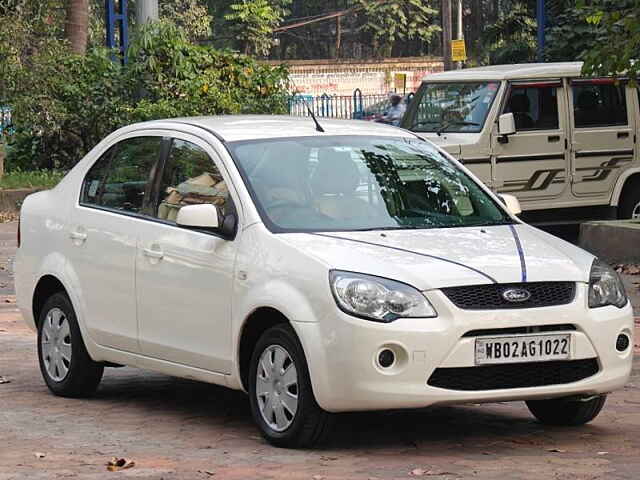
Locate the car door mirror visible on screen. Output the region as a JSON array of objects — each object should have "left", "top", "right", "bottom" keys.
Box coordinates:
[
  {"left": 176, "top": 204, "right": 220, "bottom": 229},
  {"left": 497, "top": 113, "right": 516, "bottom": 143},
  {"left": 499, "top": 194, "right": 522, "bottom": 216}
]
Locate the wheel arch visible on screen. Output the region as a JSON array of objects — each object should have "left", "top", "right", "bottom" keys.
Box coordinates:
[
  {"left": 611, "top": 168, "right": 640, "bottom": 206},
  {"left": 32, "top": 274, "right": 70, "bottom": 327}
]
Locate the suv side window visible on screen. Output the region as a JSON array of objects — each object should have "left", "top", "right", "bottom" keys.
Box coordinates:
[
  {"left": 503, "top": 84, "right": 559, "bottom": 131},
  {"left": 155, "top": 139, "right": 232, "bottom": 222},
  {"left": 81, "top": 136, "right": 162, "bottom": 215},
  {"left": 573, "top": 82, "right": 627, "bottom": 128}
]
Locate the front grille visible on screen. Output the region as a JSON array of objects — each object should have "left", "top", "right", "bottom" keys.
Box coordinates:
[
  {"left": 441, "top": 282, "right": 575, "bottom": 310},
  {"left": 427, "top": 359, "right": 599, "bottom": 391}
]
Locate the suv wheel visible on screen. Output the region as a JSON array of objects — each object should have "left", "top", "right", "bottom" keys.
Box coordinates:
[
  {"left": 618, "top": 179, "right": 640, "bottom": 219},
  {"left": 248, "top": 324, "right": 332, "bottom": 448},
  {"left": 37, "top": 292, "right": 104, "bottom": 397},
  {"left": 526, "top": 394, "right": 607, "bottom": 426}
]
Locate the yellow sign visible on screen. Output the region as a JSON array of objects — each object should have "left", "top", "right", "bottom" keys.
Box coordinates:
[
  {"left": 394, "top": 73, "right": 407, "bottom": 92},
  {"left": 451, "top": 39, "right": 467, "bottom": 62}
]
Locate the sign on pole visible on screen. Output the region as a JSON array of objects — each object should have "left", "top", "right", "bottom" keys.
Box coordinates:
[{"left": 451, "top": 39, "right": 467, "bottom": 62}]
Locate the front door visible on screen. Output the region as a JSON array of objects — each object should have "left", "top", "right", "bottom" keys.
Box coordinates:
[
  {"left": 493, "top": 80, "right": 569, "bottom": 205},
  {"left": 136, "top": 136, "right": 238, "bottom": 373},
  {"left": 69, "top": 136, "right": 163, "bottom": 352},
  {"left": 570, "top": 79, "right": 635, "bottom": 198}
]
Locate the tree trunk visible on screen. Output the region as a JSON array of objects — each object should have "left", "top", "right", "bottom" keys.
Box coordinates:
[
  {"left": 442, "top": 0, "right": 453, "bottom": 70},
  {"left": 65, "top": 0, "right": 88, "bottom": 55}
]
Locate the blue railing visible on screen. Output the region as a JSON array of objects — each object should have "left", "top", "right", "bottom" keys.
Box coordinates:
[{"left": 289, "top": 90, "right": 391, "bottom": 120}]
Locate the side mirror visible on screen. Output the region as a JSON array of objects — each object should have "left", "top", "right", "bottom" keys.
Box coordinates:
[
  {"left": 497, "top": 113, "right": 516, "bottom": 143},
  {"left": 176, "top": 204, "right": 220, "bottom": 229},
  {"left": 499, "top": 194, "right": 522, "bottom": 216}
]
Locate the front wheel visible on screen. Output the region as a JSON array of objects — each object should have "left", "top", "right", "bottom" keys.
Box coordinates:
[
  {"left": 248, "top": 324, "right": 332, "bottom": 448},
  {"left": 618, "top": 179, "right": 640, "bottom": 219},
  {"left": 37, "top": 292, "right": 104, "bottom": 397},
  {"left": 526, "top": 394, "right": 607, "bottom": 426}
]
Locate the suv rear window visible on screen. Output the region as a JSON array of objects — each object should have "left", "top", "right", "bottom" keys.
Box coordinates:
[{"left": 572, "top": 82, "right": 627, "bottom": 128}]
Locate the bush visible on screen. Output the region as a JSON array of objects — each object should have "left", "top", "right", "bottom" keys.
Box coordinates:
[{"left": 4, "top": 20, "right": 290, "bottom": 171}]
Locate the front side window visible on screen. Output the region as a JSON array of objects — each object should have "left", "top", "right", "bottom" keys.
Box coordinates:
[
  {"left": 404, "top": 82, "right": 500, "bottom": 133},
  {"left": 229, "top": 136, "right": 511, "bottom": 232},
  {"left": 503, "top": 84, "right": 559, "bottom": 131},
  {"left": 81, "top": 136, "right": 162, "bottom": 215},
  {"left": 573, "top": 82, "right": 627, "bottom": 128},
  {"left": 155, "top": 139, "right": 232, "bottom": 222}
]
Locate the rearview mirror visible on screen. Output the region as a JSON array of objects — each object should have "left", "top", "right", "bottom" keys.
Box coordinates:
[
  {"left": 176, "top": 204, "right": 220, "bottom": 229},
  {"left": 499, "top": 194, "right": 522, "bottom": 216},
  {"left": 498, "top": 113, "right": 516, "bottom": 142}
]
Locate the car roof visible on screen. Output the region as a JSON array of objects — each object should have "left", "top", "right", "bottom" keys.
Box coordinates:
[
  {"left": 422, "top": 62, "right": 584, "bottom": 82},
  {"left": 148, "top": 115, "right": 416, "bottom": 142}
]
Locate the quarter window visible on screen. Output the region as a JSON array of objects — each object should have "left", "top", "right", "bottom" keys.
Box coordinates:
[
  {"left": 572, "top": 82, "right": 627, "bottom": 128},
  {"left": 155, "top": 139, "right": 231, "bottom": 222},
  {"left": 81, "top": 136, "right": 162, "bottom": 215},
  {"left": 503, "top": 84, "right": 559, "bottom": 131}
]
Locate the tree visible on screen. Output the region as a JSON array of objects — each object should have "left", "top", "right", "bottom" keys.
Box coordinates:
[
  {"left": 224, "top": 0, "right": 290, "bottom": 56},
  {"left": 579, "top": 0, "right": 640, "bottom": 84},
  {"left": 65, "top": 0, "right": 89, "bottom": 54},
  {"left": 358, "top": 0, "right": 440, "bottom": 57},
  {"left": 480, "top": 1, "right": 536, "bottom": 65}
]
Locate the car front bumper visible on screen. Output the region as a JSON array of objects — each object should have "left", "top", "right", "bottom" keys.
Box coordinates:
[{"left": 296, "top": 284, "right": 634, "bottom": 413}]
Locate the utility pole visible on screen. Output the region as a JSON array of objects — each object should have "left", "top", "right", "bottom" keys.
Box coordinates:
[
  {"left": 456, "top": 0, "right": 463, "bottom": 69},
  {"left": 442, "top": 0, "right": 452, "bottom": 71},
  {"left": 136, "top": 0, "right": 159, "bottom": 24},
  {"left": 536, "top": 0, "right": 545, "bottom": 61}
]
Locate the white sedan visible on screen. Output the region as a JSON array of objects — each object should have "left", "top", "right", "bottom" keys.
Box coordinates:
[{"left": 15, "top": 115, "right": 633, "bottom": 448}]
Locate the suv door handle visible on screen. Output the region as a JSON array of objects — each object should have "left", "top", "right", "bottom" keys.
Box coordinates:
[
  {"left": 617, "top": 131, "right": 629, "bottom": 139},
  {"left": 547, "top": 135, "right": 560, "bottom": 143},
  {"left": 143, "top": 247, "right": 164, "bottom": 260},
  {"left": 69, "top": 230, "right": 87, "bottom": 242}
]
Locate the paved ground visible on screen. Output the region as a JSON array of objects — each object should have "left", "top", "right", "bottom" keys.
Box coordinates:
[{"left": 1, "top": 221, "right": 639, "bottom": 480}]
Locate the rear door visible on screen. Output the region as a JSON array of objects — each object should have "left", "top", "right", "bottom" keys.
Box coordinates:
[
  {"left": 493, "top": 80, "right": 569, "bottom": 204},
  {"left": 570, "top": 79, "right": 635, "bottom": 198},
  {"left": 69, "top": 135, "right": 162, "bottom": 352}
]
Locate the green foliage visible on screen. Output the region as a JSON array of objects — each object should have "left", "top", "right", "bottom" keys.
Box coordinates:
[
  {"left": 224, "top": 0, "right": 291, "bottom": 56},
  {"left": 4, "top": 20, "right": 290, "bottom": 171},
  {"left": 0, "top": 168, "right": 65, "bottom": 190},
  {"left": 480, "top": 2, "right": 537, "bottom": 65},
  {"left": 358, "top": 0, "right": 440, "bottom": 57},
  {"left": 544, "top": 6, "right": 601, "bottom": 62},
  {"left": 578, "top": 0, "right": 640, "bottom": 85}
]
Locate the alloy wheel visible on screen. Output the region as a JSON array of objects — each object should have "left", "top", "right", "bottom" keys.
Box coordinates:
[
  {"left": 41, "top": 307, "right": 72, "bottom": 381},
  {"left": 255, "top": 344, "right": 299, "bottom": 432},
  {"left": 632, "top": 200, "right": 640, "bottom": 220}
]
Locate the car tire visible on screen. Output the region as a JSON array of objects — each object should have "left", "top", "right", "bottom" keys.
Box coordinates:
[
  {"left": 618, "top": 178, "right": 640, "bottom": 219},
  {"left": 37, "top": 292, "right": 104, "bottom": 397},
  {"left": 526, "top": 394, "right": 607, "bottom": 426},
  {"left": 248, "top": 323, "right": 333, "bottom": 448}
]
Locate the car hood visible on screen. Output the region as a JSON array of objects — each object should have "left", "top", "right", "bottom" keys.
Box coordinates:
[{"left": 279, "top": 224, "right": 594, "bottom": 290}]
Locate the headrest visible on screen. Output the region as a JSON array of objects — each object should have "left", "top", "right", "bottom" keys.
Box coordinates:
[
  {"left": 311, "top": 149, "right": 360, "bottom": 195},
  {"left": 509, "top": 93, "right": 530, "bottom": 113}
]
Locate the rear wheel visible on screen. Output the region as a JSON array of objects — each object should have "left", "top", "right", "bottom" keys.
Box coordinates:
[
  {"left": 37, "top": 292, "right": 104, "bottom": 397},
  {"left": 618, "top": 179, "right": 640, "bottom": 219},
  {"left": 248, "top": 324, "right": 332, "bottom": 448},
  {"left": 526, "top": 394, "right": 607, "bottom": 426}
]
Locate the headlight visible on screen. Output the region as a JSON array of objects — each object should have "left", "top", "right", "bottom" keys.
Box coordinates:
[
  {"left": 588, "top": 259, "right": 627, "bottom": 308},
  {"left": 329, "top": 270, "right": 437, "bottom": 322}
]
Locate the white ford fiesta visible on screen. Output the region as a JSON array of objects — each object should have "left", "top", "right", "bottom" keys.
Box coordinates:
[{"left": 15, "top": 116, "right": 633, "bottom": 448}]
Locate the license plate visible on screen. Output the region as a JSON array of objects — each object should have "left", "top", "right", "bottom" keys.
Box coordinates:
[{"left": 475, "top": 334, "right": 571, "bottom": 365}]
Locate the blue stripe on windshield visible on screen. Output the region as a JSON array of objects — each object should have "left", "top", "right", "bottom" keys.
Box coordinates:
[{"left": 508, "top": 225, "right": 527, "bottom": 282}]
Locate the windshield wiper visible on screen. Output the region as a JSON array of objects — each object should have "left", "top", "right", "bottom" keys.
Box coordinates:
[
  {"left": 409, "top": 120, "right": 439, "bottom": 130},
  {"left": 436, "top": 120, "right": 480, "bottom": 136},
  {"left": 353, "top": 225, "right": 429, "bottom": 231}
]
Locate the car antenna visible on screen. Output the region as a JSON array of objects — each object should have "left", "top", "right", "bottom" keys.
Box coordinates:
[{"left": 290, "top": 79, "right": 325, "bottom": 133}]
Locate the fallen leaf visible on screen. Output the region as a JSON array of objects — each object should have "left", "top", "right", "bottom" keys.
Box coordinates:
[
  {"left": 198, "top": 470, "right": 215, "bottom": 476},
  {"left": 597, "top": 451, "right": 608, "bottom": 455},
  {"left": 34, "top": 452, "right": 46, "bottom": 459},
  {"left": 0, "top": 376, "right": 10, "bottom": 384},
  {"left": 320, "top": 456, "right": 339, "bottom": 461},
  {"left": 424, "top": 472, "right": 457, "bottom": 477},
  {"left": 410, "top": 469, "right": 427, "bottom": 477},
  {"left": 106, "top": 457, "right": 135, "bottom": 472},
  {"left": 547, "top": 448, "right": 566, "bottom": 453}
]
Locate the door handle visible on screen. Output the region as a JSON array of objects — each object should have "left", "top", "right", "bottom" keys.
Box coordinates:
[
  {"left": 547, "top": 135, "right": 560, "bottom": 143},
  {"left": 69, "top": 230, "right": 87, "bottom": 242},
  {"left": 617, "top": 131, "right": 629, "bottom": 139},
  {"left": 143, "top": 247, "right": 164, "bottom": 260}
]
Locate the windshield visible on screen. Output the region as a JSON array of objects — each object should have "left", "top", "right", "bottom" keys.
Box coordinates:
[
  {"left": 228, "top": 136, "right": 512, "bottom": 232},
  {"left": 403, "top": 82, "right": 500, "bottom": 133}
]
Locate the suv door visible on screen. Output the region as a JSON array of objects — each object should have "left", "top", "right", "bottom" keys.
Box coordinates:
[
  {"left": 70, "top": 135, "right": 163, "bottom": 352},
  {"left": 492, "top": 80, "right": 569, "bottom": 204},
  {"left": 136, "top": 135, "right": 238, "bottom": 374},
  {"left": 570, "top": 79, "right": 635, "bottom": 198}
]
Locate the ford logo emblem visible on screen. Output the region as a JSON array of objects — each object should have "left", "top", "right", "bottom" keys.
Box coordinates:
[{"left": 502, "top": 288, "right": 531, "bottom": 303}]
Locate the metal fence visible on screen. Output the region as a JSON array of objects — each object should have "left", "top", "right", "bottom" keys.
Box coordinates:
[{"left": 289, "top": 89, "right": 394, "bottom": 120}]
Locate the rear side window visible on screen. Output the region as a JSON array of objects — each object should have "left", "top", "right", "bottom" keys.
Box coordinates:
[
  {"left": 154, "top": 139, "right": 232, "bottom": 223},
  {"left": 503, "top": 84, "right": 559, "bottom": 131},
  {"left": 572, "top": 82, "right": 627, "bottom": 128},
  {"left": 81, "top": 136, "right": 162, "bottom": 215}
]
